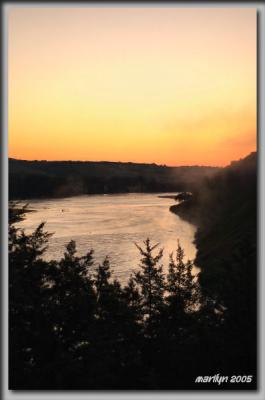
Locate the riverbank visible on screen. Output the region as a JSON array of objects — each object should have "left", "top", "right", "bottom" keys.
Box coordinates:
[
  {"left": 169, "top": 151, "right": 257, "bottom": 301},
  {"left": 9, "top": 158, "right": 219, "bottom": 200},
  {"left": 170, "top": 196, "right": 198, "bottom": 226},
  {"left": 169, "top": 153, "right": 257, "bottom": 381}
]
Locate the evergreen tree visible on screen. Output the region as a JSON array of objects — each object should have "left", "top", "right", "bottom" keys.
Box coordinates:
[
  {"left": 48, "top": 240, "right": 96, "bottom": 348},
  {"left": 91, "top": 258, "right": 143, "bottom": 389},
  {"left": 123, "top": 275, "right": 142, "bottom": 325},
  {"left": 10, "top": 202, "right": 251, "bottom": 390},
  {"left": 94, "top": 257, "right": 140, "bottom": 344},
  {"left": 133, "top": 239, "right": 165, "bottom": 336},
  {"left": 166, "top": 240, "right": 199, "bottom": 313},
  {"left": 9, "top": 203, "right": 53, "bottom": 388}
]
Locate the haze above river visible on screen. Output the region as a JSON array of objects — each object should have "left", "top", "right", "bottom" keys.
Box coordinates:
[{"left": 17, "top": 193, "right": 197, "bottom": 283}]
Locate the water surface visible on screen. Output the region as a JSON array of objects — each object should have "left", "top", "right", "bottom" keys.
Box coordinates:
[{"left": 17, "top": 193, "right": 197, "bottom": 283}]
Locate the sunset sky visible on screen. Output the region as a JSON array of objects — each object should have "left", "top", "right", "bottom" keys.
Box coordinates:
[{"left": 8, "top": 6, "right": 256, "bottom": 166}]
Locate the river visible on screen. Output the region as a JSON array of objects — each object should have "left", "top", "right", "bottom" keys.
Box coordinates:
[{"left": 17, "top": 193, "right": 197, "bottom": 283}]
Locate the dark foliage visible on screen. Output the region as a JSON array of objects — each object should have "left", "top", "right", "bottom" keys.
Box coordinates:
[
  {"left": 9, "top": 158, "right": 219, "bottom": 199},
  {"left": 170, "top": 152, "right": 257, "bottom": 387},
  {"left": 9, "top": 153, "right": 257, "bottom": 389}
]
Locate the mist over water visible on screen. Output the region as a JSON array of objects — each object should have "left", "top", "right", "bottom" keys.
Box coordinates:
[{"left": 17, "top": 193, "right": 197, "bottom": 283}]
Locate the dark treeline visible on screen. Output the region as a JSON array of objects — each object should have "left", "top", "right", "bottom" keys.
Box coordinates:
[
  {"left": 170, "top": 151, "right": 257, "bottom": 385},
  {"left": 9, "top": 158, "right": 219, "bottom": 199},
  {"left": 9, "top": 163, "right": 257, "bottom": 391}
]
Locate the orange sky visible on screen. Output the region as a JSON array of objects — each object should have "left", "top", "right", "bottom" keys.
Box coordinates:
[{"left": 8, "top": 7, "right": 256, "bottom": 166}]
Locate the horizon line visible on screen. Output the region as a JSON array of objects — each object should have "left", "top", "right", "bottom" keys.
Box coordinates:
[
  {"left": 9, "top": 158, "right": 221, "bottom": 168},
  {"left": 9, "top": 152, "right": 257, "bottom": 169}
]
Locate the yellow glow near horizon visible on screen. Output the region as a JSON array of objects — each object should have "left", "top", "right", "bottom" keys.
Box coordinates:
[{"left": 8, "top": 7, "right": 256, "bottom": 166}]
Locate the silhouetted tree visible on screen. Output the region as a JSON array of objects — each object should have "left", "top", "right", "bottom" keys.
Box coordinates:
[
  {"left": 9, "top": 164, "right": 257, "bottom": 392},
  {"left": 9, "top": 203, "right": 53, "bottom": 388},
  {"left": 167, "top": 240, "right": 199, "bottom": 313},
  {"left": 133, "top": 239, "right": 165, "bottom": 339},
  {"left": 123, "top": 275, "right": 142, "bottom": 325},
  {"left": 45, "top": 240, "right": 97, "bottom": 387}
]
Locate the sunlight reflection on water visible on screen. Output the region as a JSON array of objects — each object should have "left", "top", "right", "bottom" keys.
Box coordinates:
[{"left": 17, "top": 193, "right": 197, "bottom": 283}]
